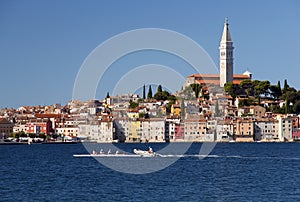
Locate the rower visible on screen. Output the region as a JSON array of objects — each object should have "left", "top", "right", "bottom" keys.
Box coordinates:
[
  {"left": 148, "top": 147, "right": 153, "bottom": 154},
  {"left": 100, "top": 149, "right": 104, "bottom": 154}
]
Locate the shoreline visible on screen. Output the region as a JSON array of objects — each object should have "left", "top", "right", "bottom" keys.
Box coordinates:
[{"left": 1, "top": 140, "right": 298, "bottom": 145}]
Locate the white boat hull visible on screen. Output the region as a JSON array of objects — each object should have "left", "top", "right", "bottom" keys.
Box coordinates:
[{"left": 133, "top": 149, "right": 157, "bottom": 157}]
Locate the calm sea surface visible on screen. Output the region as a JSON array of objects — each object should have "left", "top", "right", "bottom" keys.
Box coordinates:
[{"left": 1, "top": 142, "right": 300, "bottom": 201}]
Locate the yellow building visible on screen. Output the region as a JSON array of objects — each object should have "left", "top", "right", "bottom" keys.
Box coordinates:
[
  {"left": 234, "top": 118, "right": 254, "bottom": 142},
  {"left": 128, "top": 120, "right": 141, "bottom": 142},
  {"left": 171, "top": 104, "right": 181, "bottom": 116},
  {"left": 127, "top": 109, "right": 139, "bottom": 119}
]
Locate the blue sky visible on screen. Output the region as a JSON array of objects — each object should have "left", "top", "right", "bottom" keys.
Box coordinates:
[{"left": 0, "top": 0, "right": 299, "bottom": 108}]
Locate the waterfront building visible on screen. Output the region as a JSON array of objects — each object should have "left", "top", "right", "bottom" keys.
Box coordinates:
[
  {"left": 128, "top": 119, "right": 141, "bottom": 142},
  {"left": 276, "top": 115, "right": 293, "bottom": 141},
  {"left": 139, "top": 118, "right": 165, "bottom": 142},
  {"left": 0, "top": 118, "right": 14, "bottom": 139},
  {"left": 216, "top": 119, "right": 234, "bottom": 141},
  {"left": 254, "top": 118, "right": 279, "bottom": 141},
  {"left": 26, "top": 118, "right": 53, "bottom": 135},
  {"left": 13, "top": 124, "right": 27, "bottom": 133},
  {"left": 183, "top": 117, "right": 208, "bottom": 141},
  {"left": 78, "top": 115, "right": 113, "bottom": 142},
  {"left": 165, "top": 115, "right": 181, "bottom": 142},
  {"left": 292, "top": 129, "right": 300, "bottom": 141},
  {"left": 234, "top": 118, "right": 254, "bottom": 142},
  {"left": 56, "top": 126, "right": 79, "bottom": 138},
  {"left": 113, "top": 117, "right": 130, "bottom": 142}
]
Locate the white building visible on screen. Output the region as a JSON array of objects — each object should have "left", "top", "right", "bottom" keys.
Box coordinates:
[
  {"left": 56, "top": 127, "right": 79, "bottom": 137},
  {"left": 276, "top": 115, "right": 293, "bottom": 141},
  {"left": 78, "top": 120, "right": 113, "bottom": 142},
  {"left": 165, "top": 116, "right": 181, "bottom": 142},
  {"left": 216, "top": 120, "right": 233, "bottom": 141},
  {"left": 140, "top": 118, "right": 165, "bottom": 142},
  {"left": 78, "top": 114, "right": 114, "bottom": 142},
  {"left": 254, "top": 118, "right": 278, "bottom": 141},
  {"left": 184, "top": 118, "right": 209, "bottom": 141},
  {"left": 13, "top": 124, "right": 27, "bottom": 133}
]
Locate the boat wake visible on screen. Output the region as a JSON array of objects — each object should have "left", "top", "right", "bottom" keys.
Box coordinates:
[{"left": 73, "top": 153, "right": 300, "bottom": 160}]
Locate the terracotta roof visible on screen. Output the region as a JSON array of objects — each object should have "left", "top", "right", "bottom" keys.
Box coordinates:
[
  {"left": 190, "top": 74, "right": 250, "bottom": 86},
  {"left": 35, "top": 114, "right": 65, "bottom": 118}
]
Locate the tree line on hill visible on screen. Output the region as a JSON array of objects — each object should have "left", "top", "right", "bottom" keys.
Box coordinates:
[
  {"left": 224, "top": 79, "right": 300, "bottom": 114},
  {"left": 129, "top": 84, "right": 177, "bottom": 114}
]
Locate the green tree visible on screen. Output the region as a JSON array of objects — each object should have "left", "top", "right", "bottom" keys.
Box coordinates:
[
  {"left": 283, "top": 79, "right": 289, "bottom": 94},
  {"left": 254, "top": 80, "right": 270, "bottom": 97},
  {"left": 18, "top": 131, "right": 27, "bottom": 137},
  {"left": 277, "top": 80, "right": 281, "bottom": 90},
  {"left": 238, "top": 98, "right": 254, "bottom": 107},
  {"left": 270, "top": 85, "right": 282, "bottom": 99},
  {"left": 224, "top": 82, "right": 237, "bottom": 99},
  {"left": 154, "top": 89, "right": 170, "bottom": 101},
  {"left": 281, "top": 90, "right": 297, "bottom": 104},
  {"left": 180, "top": 99, "right": 185, "bottom": 118},
  {"left": 129, "top": 100, "right": 139, "bottom": 109},
  {"left": 167, "top": 94, "right": 177, "bottom": 103},
  {"left": 157, "top": 85, "right": 162, "bottom": 93},
  {"left": 240, "top": 79, "right": 253, "bottom": 96},
  {"left": 142, "top": 84, "right": 146, "bottom": 99},
  {"left": 285, "top": 98, "right": 289, "bottom": 114},
  {"left": 293, "top": 100, "right": 300, "bottom": 114},
  {"left": 147, "top": 85, "right": 153, "bottom": 99},
  {"left": 138, "top": 112, "right": 145, "bottom": 118},
  {"left": 190, "top": 83, "right": 201, "bottom": 98},
  {"left": 28, "top": 133, "right": 36, "bottom": 138}
]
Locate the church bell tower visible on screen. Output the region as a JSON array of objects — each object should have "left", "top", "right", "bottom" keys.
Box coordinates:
[{"left": 219, "top": 17, "right": 234, "bottom": 87}]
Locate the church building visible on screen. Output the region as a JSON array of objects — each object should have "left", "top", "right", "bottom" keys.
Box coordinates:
[{"left": 185, "top": 18, "right": 252, "bottom": 88}]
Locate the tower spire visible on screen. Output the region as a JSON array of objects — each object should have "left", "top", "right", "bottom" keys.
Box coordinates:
[
  {"left": 221, "top": 17, "right": 232, "bottom": 42},
  {"left": 219, "top": 17, "right": 234, "bottom": 87}
]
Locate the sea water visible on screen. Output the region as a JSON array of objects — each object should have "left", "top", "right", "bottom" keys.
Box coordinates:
[{"left": 1, "top": 143, "right": 300, "bottom": 201}]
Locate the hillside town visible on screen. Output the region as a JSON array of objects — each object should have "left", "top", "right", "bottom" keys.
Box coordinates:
[
  {"left": 1, "top": 78, "right": 300, "bottom": 143},
  {"left": 1, "top": 18, "right": 300, "bottom": 143}
]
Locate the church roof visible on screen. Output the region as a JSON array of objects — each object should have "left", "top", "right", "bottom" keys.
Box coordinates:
[
  {"left": 189, "top": 74, "right": 250, "bottom": 79},
  {"left": 188, "top": 73, "right": 250, "bottom": 86},
  {"left": 221, "top": 17, "right": 232, "bottom": 42}
]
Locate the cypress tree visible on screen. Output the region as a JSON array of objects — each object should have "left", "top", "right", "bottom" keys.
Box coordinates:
[
  {"left": 180, "top": 99, "right": 185, "bottom": 119},
  {"left": 277, "top": 80, "right": 281, "bottom": 89},
  {"left": 283, "top": 79, "right": 288, "bottom": 93},
  {"left": 142, "top": 84, "right": 146, "bottom": 99},
  {"left": 157, "top": 85, "right": 162, "bottom": 93},
  {"left": 147, "top": 85, "right": 153, "bottom": 99},
  {"left": 285, "top": 98, "right": 289, "bottom": 114},
  {"left": 277, "top": 81, "right": 282, "bottom": 97}
]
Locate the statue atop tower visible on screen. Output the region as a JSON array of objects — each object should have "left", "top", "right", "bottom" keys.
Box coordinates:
[{"left": 219, "top": 17, "right": 234, "bottom": 87}]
